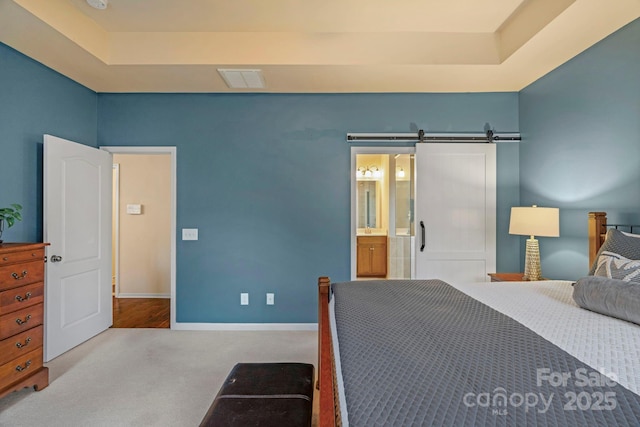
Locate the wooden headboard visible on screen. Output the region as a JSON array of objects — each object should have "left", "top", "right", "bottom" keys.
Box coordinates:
[{"left": 588, "top": 212, "right": 608, "bottom": 268}]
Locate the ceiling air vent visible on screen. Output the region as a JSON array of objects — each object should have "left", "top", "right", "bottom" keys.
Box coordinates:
[{"left": 218, "top": 69, "right": 265, "bottom": 89}]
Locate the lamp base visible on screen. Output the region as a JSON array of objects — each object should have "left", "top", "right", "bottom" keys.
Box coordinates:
[{"left": 523, "top": 238, "right": 542, "bottom": 281}]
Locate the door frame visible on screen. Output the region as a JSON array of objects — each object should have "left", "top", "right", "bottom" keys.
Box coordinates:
[
  {"left": 112, "top": 163, "right": 120, "bottom": 297},
  {"left": 101, "top": 146, "right": 177, "bottom": 328},
  {"left": 350, "top": 146, "right": 415, "bottom": 280}
]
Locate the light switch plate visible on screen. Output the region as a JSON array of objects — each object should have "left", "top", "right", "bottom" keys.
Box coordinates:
[
  {"left": 182, "top": 228, "right": 198, "bottom": 240},
  {"left": 240, "top": 293, "right": 249, "bottom": 305},
  {"left": 126, "top": 204, "right": 142, "bottom": 215},
  {"left": 266, "top": 293, "right": 274, "bottom": 305}
]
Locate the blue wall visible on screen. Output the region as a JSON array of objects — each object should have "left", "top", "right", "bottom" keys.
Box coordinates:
[
  {"left": 98, "top": 93, "right": 520, "bottom": 322},
  {"left": 519, "top": 18, "right": 640, "bottom": 280},
  {"left": 6, "top": 13, "right": 639, "bottom": 321},
  {"left": 3, "top": 18, "right": 638, "bottom": 320},
  {"left": 0, "top": 43, "right": 98, "bottom": 242},
  {"left": 0, "top": 40, "right": 521, "bottom": 324}
]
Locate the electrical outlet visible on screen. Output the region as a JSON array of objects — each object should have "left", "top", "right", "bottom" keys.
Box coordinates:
[
  {"left": 240, "top": 293, "right": 249, "bottom": 305},
  {"left": 266, "top": 293, "right": 274, "bottom": 305},
  {"left": 182, "top": 228, "right": 198, "bottom": 240}
]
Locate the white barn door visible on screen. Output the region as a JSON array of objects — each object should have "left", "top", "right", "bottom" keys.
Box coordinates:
[
  {"left": 43, "top": 135, "right": 112, "bottom": 361},
  {"left": 414, "top": 143, "right": 496, "bottom": 283}
]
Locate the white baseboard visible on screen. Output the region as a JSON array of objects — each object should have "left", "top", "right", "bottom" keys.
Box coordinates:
[
  {"left": 171, "top": 322, "right": 318, "bottom": 331},
  {"left": 116, "top": 293, "right": 171, "bottom": 299}
]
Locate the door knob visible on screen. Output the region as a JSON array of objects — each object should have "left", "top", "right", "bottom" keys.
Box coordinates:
[{"left": 51, "top": 255, "right": 63, "bottom": 263}]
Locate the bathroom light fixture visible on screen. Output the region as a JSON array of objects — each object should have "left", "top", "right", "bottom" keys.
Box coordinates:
[
  {"left": 397, "top": 168, "right": 405, "bottom": 178},
  {"left": 87, "top": 0, "right": 108, "bottom": 9},
  {"left": 356, "top": 166, "right": 382, "bottom": 179}
]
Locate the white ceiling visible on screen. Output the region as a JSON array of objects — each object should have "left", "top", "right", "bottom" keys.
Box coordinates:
[{"left": 1, "top": 0, "right": 638, "bottom": 93}]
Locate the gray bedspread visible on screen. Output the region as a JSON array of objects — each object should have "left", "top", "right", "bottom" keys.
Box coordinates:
[{"left": 332, "top": 279, "right": 640, "bottom": 426}]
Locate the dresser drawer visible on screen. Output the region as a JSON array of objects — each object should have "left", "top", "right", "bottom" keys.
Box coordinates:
[
  {"left": 0, "top": 347, "right": 43, "bottom": 391},
  {"left": 0, "top": 248, "right": 45, "bottom": 267},
  {"left": 0, "top": 325, "right": 43, "bottom": 366},
  {"left": 0, "top": 282, "right": 44, "bottom": 315},
  {"left": 0, "top": 260, "right": 45, "bottom": 291},
  {"left": 0, "top": 303, "right": 43, "bottom": 340}
]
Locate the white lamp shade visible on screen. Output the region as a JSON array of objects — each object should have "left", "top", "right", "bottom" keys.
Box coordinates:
[{"left": 509, "top": 206, "right": 559, "bottom": 237}]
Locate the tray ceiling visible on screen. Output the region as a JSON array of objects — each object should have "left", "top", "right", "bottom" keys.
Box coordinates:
[{"left": 0, "top": 0, "right": 638, "bottom": 92}]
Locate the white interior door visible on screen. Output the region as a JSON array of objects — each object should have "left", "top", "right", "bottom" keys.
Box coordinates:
[
  {"left": 44, "top": 134, "right": 112, "bottom": 361},
  {"left": 414, "top": 143, "right": 496, "bottom": 283}
]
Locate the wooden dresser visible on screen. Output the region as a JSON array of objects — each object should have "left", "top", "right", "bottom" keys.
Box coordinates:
[{"left": 0, "top": 243, "right": 49, "bottom": 399}]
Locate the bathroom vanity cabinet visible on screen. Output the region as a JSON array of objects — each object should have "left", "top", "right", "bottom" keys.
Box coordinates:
[{"left": 356, "top": 236, "right": 387, "bottom": 277}]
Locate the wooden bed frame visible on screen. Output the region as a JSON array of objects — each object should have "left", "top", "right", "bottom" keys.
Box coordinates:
[
  {"left": 588, "top": 211, "right": 608, "bottom": 268},
  {"left": 317, "top": 211, "right": 614, "bottom": 427},
  {"left": 317, "top": 276, "right": 335, "bottom": 427}
]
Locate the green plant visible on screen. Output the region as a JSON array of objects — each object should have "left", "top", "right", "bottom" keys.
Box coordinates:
[
  {"left": 0, "top": 203, "right": 23, "bottom": 229},
  {"left": 0, "top": 203, "right": 23, "bottom": 243}
]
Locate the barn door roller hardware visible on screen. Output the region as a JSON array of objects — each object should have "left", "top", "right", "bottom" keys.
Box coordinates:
[{"left": 346, "top": 129, "right": 520, "bottom": 143}]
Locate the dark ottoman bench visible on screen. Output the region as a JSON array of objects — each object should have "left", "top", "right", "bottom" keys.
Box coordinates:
[{"left": 199, "top": 362, "right": 314, "bottom": 427}]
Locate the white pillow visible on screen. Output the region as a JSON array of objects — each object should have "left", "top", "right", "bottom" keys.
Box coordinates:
[
  {"left": 589, "top": 228, "right": 640, "bottom": 275},
  {"left": 594, "top": 251, "right": 640, "bottom": 283}
]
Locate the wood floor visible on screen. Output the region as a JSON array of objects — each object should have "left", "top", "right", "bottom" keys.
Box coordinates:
[{"left": 112, "top": 297, "right": 170, "bottom": 328}]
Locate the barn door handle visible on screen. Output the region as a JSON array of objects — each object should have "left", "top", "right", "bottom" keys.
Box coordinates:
[{"left": 420, "top": 221, "right": 425, "bottom": 252}]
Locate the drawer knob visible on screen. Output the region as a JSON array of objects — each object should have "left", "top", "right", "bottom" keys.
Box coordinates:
[
  {"left": 2, "top": 257, "right": 8, "bottom": 261},
  {"left": 16, "top": 337, "right": 32, "bottom": 349},
  {"left": 15, "top": 360, "right": 32, "bottom": 372},
  {"left": 15, "top": 292, "right": 32, "bottom": 302},
  {"left": 11, "top": 270, "right": 28, "bottom": 280},
  {"left": 15, "top": 314, "right": 32, "bottom": 325}
]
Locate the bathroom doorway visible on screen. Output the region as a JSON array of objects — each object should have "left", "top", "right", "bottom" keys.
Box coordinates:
[{"left": 351, "top": 147, "right": 415, "bottom": 280}]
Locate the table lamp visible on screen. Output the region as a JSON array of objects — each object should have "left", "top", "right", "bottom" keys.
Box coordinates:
[{"left": 509, "top": 205, "right": 559, "bottom": 281}]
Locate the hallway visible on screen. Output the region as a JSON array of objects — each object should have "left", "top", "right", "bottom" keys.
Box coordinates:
[{"left": 112, "top": 297, "right": 170, "bottom": 328}]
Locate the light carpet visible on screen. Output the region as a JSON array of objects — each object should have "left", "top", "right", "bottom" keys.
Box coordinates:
[{"left": 0, "top": 328, "right": 317, "bottom": 427}]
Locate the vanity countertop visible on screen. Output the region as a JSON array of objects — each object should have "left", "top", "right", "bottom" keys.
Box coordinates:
[{"left": 356, "top": 229, "right": 387, "bottom": 236}]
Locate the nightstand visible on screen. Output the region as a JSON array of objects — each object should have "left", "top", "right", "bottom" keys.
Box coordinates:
[{"left": 488, "top": 273, "right": 548, "bottom": 282}]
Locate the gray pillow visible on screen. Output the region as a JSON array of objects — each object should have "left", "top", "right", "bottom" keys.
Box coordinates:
[
  {"left": 573, "top": 276, "right": 640, "bottom": 326},
  {"left": 589, "top": 228, "right": 640, "bottom": 275}
]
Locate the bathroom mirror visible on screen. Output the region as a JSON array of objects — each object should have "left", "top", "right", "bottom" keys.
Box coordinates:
[{"left": 357, "top": 180, "right": 378, "bottom": 228}]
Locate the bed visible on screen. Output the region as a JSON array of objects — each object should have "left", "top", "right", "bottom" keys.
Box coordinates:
[{"left": 317, "top": 211, "right": 640, "bottom": 426}]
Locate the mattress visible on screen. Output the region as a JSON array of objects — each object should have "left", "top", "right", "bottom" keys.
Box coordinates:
[
  {"left": 450, "top": 280, "right": 640, "bottom": 396},
  {"left": 329, "top": 279, "right": 640, "bottom": 426}
]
